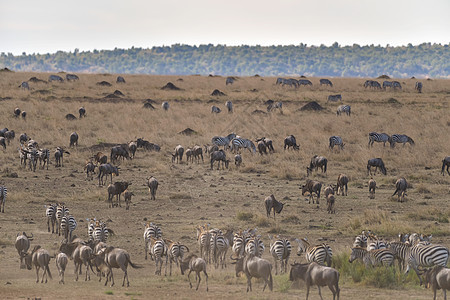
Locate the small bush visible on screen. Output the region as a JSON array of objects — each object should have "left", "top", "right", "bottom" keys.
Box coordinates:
[
  {"left": 282, "top": 215, "right": 301, "bottom": 224},
  {"left": 236, "top": 212, "right": 253, "bottom": 221},
  {"left": 268, "top": 226, "right": 287, "bottom": 234},
  {"left": 254, "top": 215, "right": 270, "bottom": 227},
  {"left": 104, "top": 291, "right": 114, "bottom": 295}
]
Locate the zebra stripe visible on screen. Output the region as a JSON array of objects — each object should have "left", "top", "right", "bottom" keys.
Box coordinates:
[
  {"left": 382, "top": 81, "right": 393, "bottom": 89},
  {"left": 390, "top": 134, "right": 414, "bottom": 148},
  {"left": 144, "top": 223, "right": 162, "bottom": 260},
  {"left": 92, "top": 222, "right": 109, "bottom": 242},
  {"left": 211, "top": 133, "right": 236, "bottom": 149},
  {"left": 368, "top": 132, "right": 390, "bottom": 147},
  {"left": 367, "top": 240, "right": 387, "bottom": 251},
  {"left": 415, "top": 82, "right": 422, "bottom": 93},
  {"left": 0, "top": 186, "right": 7, "bottom": 213},
  {"left": 329, "top": 136, "right": 344, "bottom": 150},
  {"left": 295, "top": 238, "right": 332, "bottom": 267},
  {"left": 349, "top": 247, "right": 395, "bottom": 267},
  {"left": 336, "top": 105, "right": 351, "bottom": 116},
  {"left": 60, "top": 214, "right": 77, "bottom": 241},
  {"left": 245, "top": 236, "right": 265, "bottom": 257},
  {"left": 210, "top": 232, "right": 229, "bottom": 268},
  {"left": 230, "top": 138, "right": 256, "bottom": 153},
  {"left": 56, "top": 204, "right": 69, "bottom": 236},
  {"left": 269, "top": 237, "right": 291, "bottom": 274},
  {"left": 232, "top": 232, "right": 246, "bottom": 257},
  {"left": 406, "top": 244, "right": 449, "bottom": 284},
  {"left": 45, "top": 204, "right": 57, "bottom": 233},
  {"left": 150, "top": 238, "right": 168, "bottom": 275},
  {"left": 167, "top": 241, "right": 189, "bottom": 275},
  {"left": 352, "top": 234, "right": 368, "bottom": 248},
  {"left": 387, "top": 241, "right": 411, "bottom": 271}
]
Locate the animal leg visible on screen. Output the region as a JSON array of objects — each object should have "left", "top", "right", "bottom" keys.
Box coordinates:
[
  {"left": 188, "top": 270, "right": 193, "bottom": 289},
  {"left": 204, "top": 270, "right": 208, "bottom": 291},
  {"left": 196, "top": 272, "right": 201, "bottom": 290},
  {"left": 36, "top": 266, "right": 40, "bottom": 283}
]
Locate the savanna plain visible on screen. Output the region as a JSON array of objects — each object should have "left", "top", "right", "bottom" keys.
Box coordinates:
[{"left": 0, "top": 72, "right": 449, "bottom": 300}]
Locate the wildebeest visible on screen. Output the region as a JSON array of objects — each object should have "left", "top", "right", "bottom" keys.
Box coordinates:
[
  {"left": 369, "top": 179, "right": 376, "bottom": 199},
  {"left": 441, "top": 157, "right": 450, "bottom": 176},
  {"left": 128, "top": 141, "right": 137, "bottom": 159},
  {"left": 147, "top": 176, "right": 158, "bottom": 200},
  {"left": 225, "top": 100, "right": 233, "bottom": 113},
  {"left": 264, "top": 195, "right": 284, "bottom": 219},
  {"left": 59, "top": 240, "right": 94, "bottom": 281},
  {"left": 56, "top": 252, "right": 69, "bottom": 284},
  {"left": 422, "top": 266, "right": 450, "bottom": 300},
  {"left": 93, "top": 152, "right": 108, "bottom": 165},
  {"left": 336, "top": 174, "right": 349, "bottom": 196},
  {"left": 84, "top": 161, "right": 96, "bottom": 180},
  {"left": 234, "top": 154, "right": 242, "bottom": 168},
  {"left": 172, "top": 145, "right": 184, "bottom": 163},
  {"left": 110, "top": 145, "right": 130, "bottom": 163},
  {"left": 65, "top": 113, "right": 77, "bottom": 120},
  {"left": 19, "top": 81, "right": 30, "bottom": 90},
  {"left": 225, "top": 77, "right": 235, "bottom": 85},
  {"left": 107, "top": 181, "right": 130, "bottom": 207},
  {"left": 0, "top": 137, "right": 6, "bottom": 150},
  {"left": 231, "top": 254, "right": 273, "bottom": 292},
  {"left": 123, "top": 190, "right": 134, "bottom": 210},
  {"left": 55, "top": 147, "right": 70, "bottom": 167},
  {"left": 14, "top": 107, "right": 21, "bottom": 117},
  {"left": 284, "top": 135, "right": 299, "bottom": 150},
  {"left": 22, "top": 245, "right": 52, "bottom": 283},
  {"left": 21, "top": 111, "right": 27, "bottom": 119},
  {"left": 327, "top": 94, "right": 342, "bottom": 102},
  {"left": 307, "top": 155, "right": 327, "bottom": 176},
  {"left": 66, "top": 74, "right": 79, "bottom": 81},
  {"left": 79, "top": 106, "right": 86, "bottom": 118},
  {"left": 367, "top": 158, "right": 387, "bottom": 175},
  {"left": 180, "top": 254, "right": 209, "bottom": 291},
  {"left": 319, "top": 78, "right": 333, "bottom": 87},
  {"left": 211, "top": 105, "right": 221, "bottom": 113},
  {"left": 98, "top": 163, "right": 119, "bottom": 185},
  {"left": 98, "top": 246, "right": 142, "bottom": 287},
  {"left": 162, "top": 101, "right": 169, "bottom": 111},
  {"left": 210, "top": 150, "right": 229, "bottom": 170},
  {"left": 289, "top": 262, "right": 340, "bottom": 300},
  {"left": 15, "top": 232, "right": 33, "bottom": 268},
  {"left": 117, "top": 76, "right": 126, "bottom": 83},
  {"left": 69, "top": 132, "right": 78, "bottom": 147},
  {"left": 49, "top": 74, "right": 64, "bottom": 82},
  {"left": 392, "top": 177, "right": 407, "bottom": 202},
  {"left": 327, "top": 195, "right": 336, "bottom": 214},
  {"left": 301, "top": 179, "right": 322, "bottom": 204}
]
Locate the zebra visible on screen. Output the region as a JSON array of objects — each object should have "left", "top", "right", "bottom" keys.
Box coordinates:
[
  {"left": 232, "top": 231, "right": 246, "bottom": 257},
  {"left": 23, "top": 147, "right": 39, "bottom": 172},
  {"left": 60, "top": 214, "right": 77, "bottom": 241},
  {"left": 245, "top": 235, "right": 265, "bottom": 258},
  {"left": 367, "top": 158, "right": 387, "bottom": 175},
  {"left": 353, "top": 233, "right": 368, "bottom": 249},
  {"left": 92, "top": 221, "right": 112, "bottom": 242},
  {"left": 329, "top": 136, "right": 344, "bottom": 151},
  {"left": 367, "top": 239, "right": 387, "bottom": 251},
  {"left": 19, "top": 81, "right": 30, "bottom": 90},
  {"left": 269, "top": 236, "right": 291, "bottom": 275},
  {"left": 368, "top": 132, "right": 391, "bottom": 147},
  {"left": 210, "top": 231, "right": 229, "bottom": 269},
  {"left": 327, "top": 94, "right": 342, "bottom": 102},
  {"left": 363, "top": 80, "right": 380, "bottom": 89},
  {"left": 415, "top": 82, "right": 423, "bottom": 93},
  {"left": 275, "top": 78, "right": 284, "bottom": 85},
  {"left": 0, "top": 186, "right": 7, "bottom": 213},
  {"left": 144, "top": 222, "right": 162, "bottom": 260},
  {"left": 319, "top": 78, "right": 333, "bottom": 87},
  {"left": 336, "top": 105, "right": 351, "bottom": 116},
  {"left": 295, "top": 238, "right": 332, "bottom": 267},
  {"left": 167, "top": 240, "right": 189, "bottom": 275},
  {"left": 442, "top": 156, "right": 450, "bottom": 176},
  {"left": 49, "top": 74, "right": 64, "bottom": 82},
  {"left": 392, "top": 81, "right": 402, "bottom": 90},
  {"left": 150, "top": 238, "right": 168, "bottom": 276},
  {"left": 405, "top": 243, "right": 450, "bottom": 285},
  {"left": 390, "top": 134, "right": 414, "bottom": 148},
  {"left": 211, "top": 105, "right": 221, "bottom": 113},
  {"left": 66, "top": 74, "right": 79, "bottom": 81},
  {"left": 56, "top": 204, "right": 69, "bottom": 236},
  {"left": 349, "top": 247, "right": 395, "bottom": 267},
  {"left": 382, "top": 81, "right": 393, "bottom": 89},
  {"left": 230, "top": 138, "right": 256, "bottom": 153},
  {"left": 211, "top": 133, "right": 236, "bottom": 150},
  {"left": 196, "top": 225, "right": 212, "bottom": 263},
  {"left": 45, "top": 203, "right": 57, "bottom": 233},
  {"left": 225, "top": 101, "right": 233, "bottom": 113},
  {"left": 297, "top": 79, "right": 313, "bottom": 87},
  {"left": 281, "top": 78, "right": 298, "bottom": 88},
  {"left": 387, "top": 241, "right": 411, "bottom": 271},
  {"left": 37, "top": 148, "right": 50, "bottom": 170}
]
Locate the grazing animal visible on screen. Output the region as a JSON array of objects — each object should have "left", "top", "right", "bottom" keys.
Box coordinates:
[
  {"left": 4, "top": 130, "right": 15, "bottom": 145},
  {"left": 162, "top": 101, "right": 169, "bottom": 111},
  {"left": 22, "top": 245, "right": 52, "bottom": 283},
  {"left": 329, "top": 136, "right": 344, "bottom": 151},
  {"left": 257, "top": 140, "right": 267, "bottom": 155},
  {"left": 117, "top": 76, "right": 126, "bottom": 83},
  {"left": 66, "top": 74, "right": 79, "bottom": 81},
  {"left": 14, "top": 107, "right": 21, "bottom": 117},
  {"left": 382, "top": 81, "right": 393, "bottom": 89},
  {"left": 405, "top": 244, "right": 450, "bottom": 285},
  {"left": 367, "top": 158, "right": 387, "bottom": 175},
  {"left": 307, "top": 155, "right": 328, "bottom": 176},
  {"left": 368, "top": 132, "right": 391, "bottom": 147},
  {"left": 225, "top": 77, "right": 235, "bottom": 85},
  {"left": 349, "top": 247, "right": 395, "bottom": 267},
  {"left": 231, "top": 254, "right": 273, "bottom": 292},
  {"left": 336, "top": 105, "right": 351, "bottom": 116},
  {"left": 136, "top": 138, "right": 160, "bottom": 151},
  {"left": 230, "top": 138, "right": 256, "bottom": 153},
  {"left": 210, "top": 150, "right": 229, "bottom": 170},
  {"left": 84, "top": 161, "right": 96, "bottom": 179},
  {"left": 98, "top": 246, "right": 142, "bottom": 287},
  {"left": 364, "top": 80, "right": 382, "bottom": 89},
  {"left": 98, "top": 163, "right": 119, "bottom": 185},
  {"left": 45, "top": 203, "right": 57, "bottom": 233},
  {"left": 79, "top": 106, "right": 86, "bottom": 118},
  {"left": 180, "top": 254, "right": 209, "bottom": 291},
  {"left": 267, "top": 101, "right": 283, "bottom": 112},
  {"left": 55, "top": 252, "right": 68, "bottom": 284},
  {"left": 320, "top": 78, "right": 333, "bottom": 87},
  {"left": 19, "top": 81, "right": 30, "bottom": 90},
  {"left": 369, "top": 179, "right": 376, "bottom": 199},
  {"left": 301, "top": 180, "right": 322, "bottom": 204},
  {"left": 415, "top": 82, "right": 423, "bottom": 93},
  {"left": 327, "top": 94, "right": 342, "bottom": 102},
  {"left": 15, "top": 232, "right": 33, "bottom": 268},
  {"left": 0, "top": 128, "right": 9, "bottom": 137},
  {"left": 185, "top": 148, "right": 193, "bottom": 163},
  {"left": 295, "top": 238, "right": 333, "bottom": 267},
  {"left": 211, "top": 133, "right": 236, "bottom": 150},
  {"left": 0, "top": 185, "right": 7, "bottom": 213},
  {"left": 289, "top": 262, "right": 340, "bottom": 300},
  {"left": 392, "top": 177, "right": 407, "bottom": 202},
  {"left": 390, "top": 134, "right": 415, "bottom": 148},
  {"left": 107, "top": 181, "right": 130, "bottom": 208},
  {"left": 21, "top": 111, "right": 27, "bottom": 119},
  {"left": 264, "top": 195, "right": 284, "bottom": 219},
  {"left": 204, "top": 144, "right": 219, "bottom": 157},
  {"left": 284, "top": 135, "right": 299, "bottom": 150},
  {"left": 442, "top": 157, "right": 450, "bottom": 176},
  {"left": 69, "top": 132, "right": 78, "bottom": 147},
  {"left": 0, "top": 137, "right": 6, "bottom": 150},
  {"left": 49, "top": 74, "right": 64, "bottom": 82},
  {"left": 324, "top": 185, "right": 335, "bottom": 199},
  {"left": 172, "top": 145, "right": 184, "bottom": 163},
  {"left": 110, "top": 145, "right": 129, "bottom": 162},
  {"left": 211, "top": 105, "right": 221, "bottom": 113},
  {"left": 192, "top": 145, "right": 203, "bottom": 163},
  {"left": 123, "top": 190, "right": 134, "bottom": 210},
  {"left": 234, "top": 154, "right": 242, "bottom": 168},
  {"left": 147, "top": 176, "right": 158, "bottom": 200},
  {"left": 336, "top": 174, "right": 349, "bottom": 196},
  {"left": 225, "top": 100, "right": 233, "bottom": 113},
  {"left": 327, "top": 195, "right": 336, "bottom": 214},
  {"left": 298, "top": 79, "right": 313, "bottom": 87},
  {"left": 144, "top": 222, "right": 162, "bottom": 260},
  {"left": 392, "top": 81, "right": 402, "bottom": 90},
  {"left": 422, "top": 266, "right": 450, "bottom": 300},
  {"left": 93, "top": 152, "right": 108, "bottom": 165},
  {"left": 269, "top": 235, "right": 291, "bottom": 275}
]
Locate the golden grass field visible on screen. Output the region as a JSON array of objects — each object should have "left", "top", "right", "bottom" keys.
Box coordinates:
[{"left": 0, "top": 71, "right": 449, "bottom": 299}]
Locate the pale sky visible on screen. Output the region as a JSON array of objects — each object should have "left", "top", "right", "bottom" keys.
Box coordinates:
[{"left": 1, "top": 0, "right": 449, "bottom": 55}]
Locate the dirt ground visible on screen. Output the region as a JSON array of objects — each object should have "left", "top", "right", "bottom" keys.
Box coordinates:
[{"left": 0, "top": 72, "right": 449, "bottom": 299}]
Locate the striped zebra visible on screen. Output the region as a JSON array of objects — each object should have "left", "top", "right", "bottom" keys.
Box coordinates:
[
  {"left": 245, "top": 235, "right": 265, "bottom": 258},
  {"left": 349, "top": 247, "right": 395, "bottom": 267},
  {"left": 225, "top": 101, "right": 233, "bottom": 113},
  {"left": 353, "top": 233, "right": 368, "bottom": 249},
  {"left": 267, "top": 101, "right": 283, "bottom": 112},
  {"left": 327, "top": 94, "right": 342, "bottom": 102},
  {"left": 281, "top": 78, "right": 298, "bottom": 88},
  {"left": 211, "top": 133, "right": 236, "bottom": 150},
  {"left": 367, "top": 239, "right": 387, "bottom": 251},
  {"left": 269, "top": 236, "right": 291, "bottom": 275},
  {"left": 150, "top": 237, "right": 168, "bottom": 276},
  {"left": 298, "top": 79, "right": 313, "bottom": 86},
  {"left": 329, "top": 136, "right": 344, "bottom": 151},
  {"left": 336, "top": 105, "right": 351, "bottom": 116},
  {"left": 196, "top": 225, "right": 212, "bottom": 263},
  {"left": 387, "top": 241, "right": 411, "bottom": 271},
  {"left": 275, "top": 78, "right": 284, "bottom": 85},
  {"left": 60, "top": 214, "right": 77, "bottom": 241},
  {"left": 364, "top": 80, "right": 382, "bottom": 89},
  {"left": 415, "top": 82, "right": 422, "bottom": 93},
  {"left": 230, "top": 138, "right": 256, "bottom": 153},
  {"left": 295, "top": 238, "right": 332, "bottom": 267},
  {"left": 167, "top": 240, "right": 189, "bottom": 275},
  {"left": 45, "top": 203, "right": 57, "bottom": 233},
  {"left": 0, "top": 186, "right": 7, "bottom": 213},
  {"left": 319, "top": 78, "right": 333, "bottom": 87},
  {"left": 56, "top": 204, "right": 69, "bottom": 236},
  {"left": 92, "top": 221, "right": 112, "bottom": 242},
  {"left": 87, "top": 218, "right": 96, "bottom": 239},
  {"left": 232, "top": 231, "right": 246, "bottom": 257},
  {"left": 144, "top": 222, "right": 162, "bottom": 260},
  {"left": 210, "top": 231, "right": 229, "bottom": 269},
  {"left": 405, "top": 243, "right": 450, "bottom": 285},
  {"left": 368, "top": 132, "right": 391, "bottom": 147},
  {"left": 390, "top": 134, "right": 414, "bottom": 148}
]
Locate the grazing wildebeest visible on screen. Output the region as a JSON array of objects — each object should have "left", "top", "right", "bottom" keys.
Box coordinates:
[
  {"left": 49, "top": 75, "right": 64, "bottom": 82},
  {"left": 320, "top": 78, "right": 333, "bottom": 87},
  {"left": 110, "top": 145, "right": 130, "bottom": 163},
  {"left": 55, "top": 147, "right": 70, "bottom": 167},
  {"left": 284, "top": 135, "right": 299, "bottom": 150},
  {"left": 117, "top": 76, "right": 126, "bottom": 83},
  {"left": 79, "top": 106, "right": 86, "bottom": 118},
  {"left": 442, "top": 157, "right": 450, "bottom": 176},
  {"left": 327, "top": 94, "right": 342, "bottom": 102},
  {"left": 14, "top": 107, "right": 21, "bottom": 117},
  {"left": 98, "top": 163, "right": 119, "bottom": 185},
  {"left": 172, "top": 145, "right": 184, "bottom": 163},
  {"left": 147, "top": 176, "right": 158, "bottom": 200},
  {"left": 392, "top": 177, "right": 407, "bottom": 202},
  {"left": 65, "top": 113, "right": 77, "bottom": 120},
  {"left": 264, "top": 195, "right": 284, "bottom": 219},
  {"left": 69, "top": 132, "right": 78, "bottom": 147},
  {"left": 22, "top": 245, "right": 52, "bottom": 283},
  {"left": 19, "top": 81, "right": 30, "bottom": 90},
  {"left": 301, "top": 180, "right": 322, "bottom": 204},
  {"left": 367, "top": 158, "right": 387, "bottom": 175},
  {"left": 369, "top": 178, "right": 376, "bottom": 199},
  {"left": 210, "top": 150, "right": 229, "bottom": 170},
  {"left": 231, "top": 254, "right": 273, "bottom": 292},
  {"left": 234, "top": 154, "right": 242, "bottom": 168},
  {"left": 211, "top": 105, "right": 221, "bottom": 113},
  {"left": 307, "top": 155, "right": 327, "bottom": 176},
  {"left": 180, "top": 254, "right": 209, "bottom": 291},
  {"left": 66, "top": 74, "right": 79, "bottom": 81},
  {"left": 225, "top": 77, "right": 235, "bottom": 85}
]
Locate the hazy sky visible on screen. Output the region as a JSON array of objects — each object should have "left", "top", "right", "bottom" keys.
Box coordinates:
[{"left": 1, "top": 0, "right": 449, "bottom": 55}]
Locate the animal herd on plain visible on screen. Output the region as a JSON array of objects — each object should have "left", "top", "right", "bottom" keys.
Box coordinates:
[{"left": 2, "top": 74, "right": 449, "bottom": 298}]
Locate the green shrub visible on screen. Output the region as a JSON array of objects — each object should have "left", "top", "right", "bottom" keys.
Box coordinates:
[{"left": 236, "top": 212, "right": 253, "bottom": 221}]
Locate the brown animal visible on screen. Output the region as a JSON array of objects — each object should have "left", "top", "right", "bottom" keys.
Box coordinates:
[
  {"left": 422, "top": 265, "right": 450, "bottom": 300},
  {"left": 301, "top": 179, "right": 322, "bottom": 204},
  {"left": 93, "top": 152, "right": 108, "bottom": 165},
  {"left": 231, "top": 254, "right": 273, "bottom": 292},
  {"left": 327, "top": 195, "right": 336, "bottom": 214},
  {"left": 56, "top": 252, "right": 69, "bottom": 284},
  {"left": 123, "top": 189, "right": 134, "bottom": 210},
  {"left": 307, "top": 155, "right": 327, "bottom": 176},
  {"left": 369, "top": 179, "right": 376, "bottom": 199},
  {"left": 15, "top": 232, "right": 33, "bottom": 268},
  {"left": 128, "top": 141, "right": 137, "bottom": 159},
  {"left": 392, "top": 177, "right": 407, "bottom": 202},
  {"left": 336, "top": 174, "right": 349, "bottom": 196},
  {"left": 264, "top": 194, "right": 284, "bottom": 219},
  {"left": 324, "top": 185, "right": 335, "bottom": 199},
  {"left": 192, "top": 145, "right": 204, "bottom": 163},
  {"left": 22, "top": 245, "right": 53, "bottom": 283},
  {"left": 107, "top": 182, "right": 130, "bottom": 208},
  {"left": 97, "top": 246, "right": 142, "bottom": 287},
  {"left": 59, "top": 240, "right": 93, "bottom": 281},
  {"left": 257, "top": 140, "right": 267, "bottom": 155},
  {"left": 172, "top": 145, "right": 184, "bottom": 163},
  {"left": 147, "top": 176, "right": 158, "bottom": 200},
  {"left": 180, "top": 253, "right": 209, "bottom": 291}
]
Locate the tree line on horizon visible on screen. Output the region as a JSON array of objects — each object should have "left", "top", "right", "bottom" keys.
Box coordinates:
[{"left": 1, "top": 43, "right": 449, "bottom": 78}]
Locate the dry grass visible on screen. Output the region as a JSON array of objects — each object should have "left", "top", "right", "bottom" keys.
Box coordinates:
[{"left": 0, "top": 72, "right": 449, "bottom": 299}]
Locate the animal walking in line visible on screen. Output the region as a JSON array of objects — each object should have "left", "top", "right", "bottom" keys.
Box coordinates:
[
  {"left": 442, "top": 156, "right": 450, "bottom": 176},
  {"left": 180, "top": 254, "right": 209, "bottom": 291}
]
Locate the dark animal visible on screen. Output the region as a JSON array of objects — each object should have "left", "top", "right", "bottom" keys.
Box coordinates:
[
  {"left": 69, "top": 132, "right": 78, "bottom": 147},
  {"left": 98, "top": 163, "right": 119, "bottom": 185},
  {"left": 49, "top": 75, "right": 64, "bottom": 82},
  {"left": 301, "top": 180, "right": 322, "bottom": 204},
  {"left": 264, "top": 195, "right": 284, "bottom": 219},
  {"left": 367, "top": 158, "right": 387, "bottom": 175},
  {"left": 66, "top": 74, "right": 79, "bottom": 81},
  {"left": 307, "top": 155, "right": 327, "bottom": 176},
  {"left": 79, "top": 106, "right": 86, "bottom": 118},
  {"left": 442, "top": 157, "right": 450, "bottom": 176},
  {"left": 284, "top": 135, "right": 299, "bottom": 150},
  {"left": 107, "top": 182, "right": 130, "bottom": 208}
]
